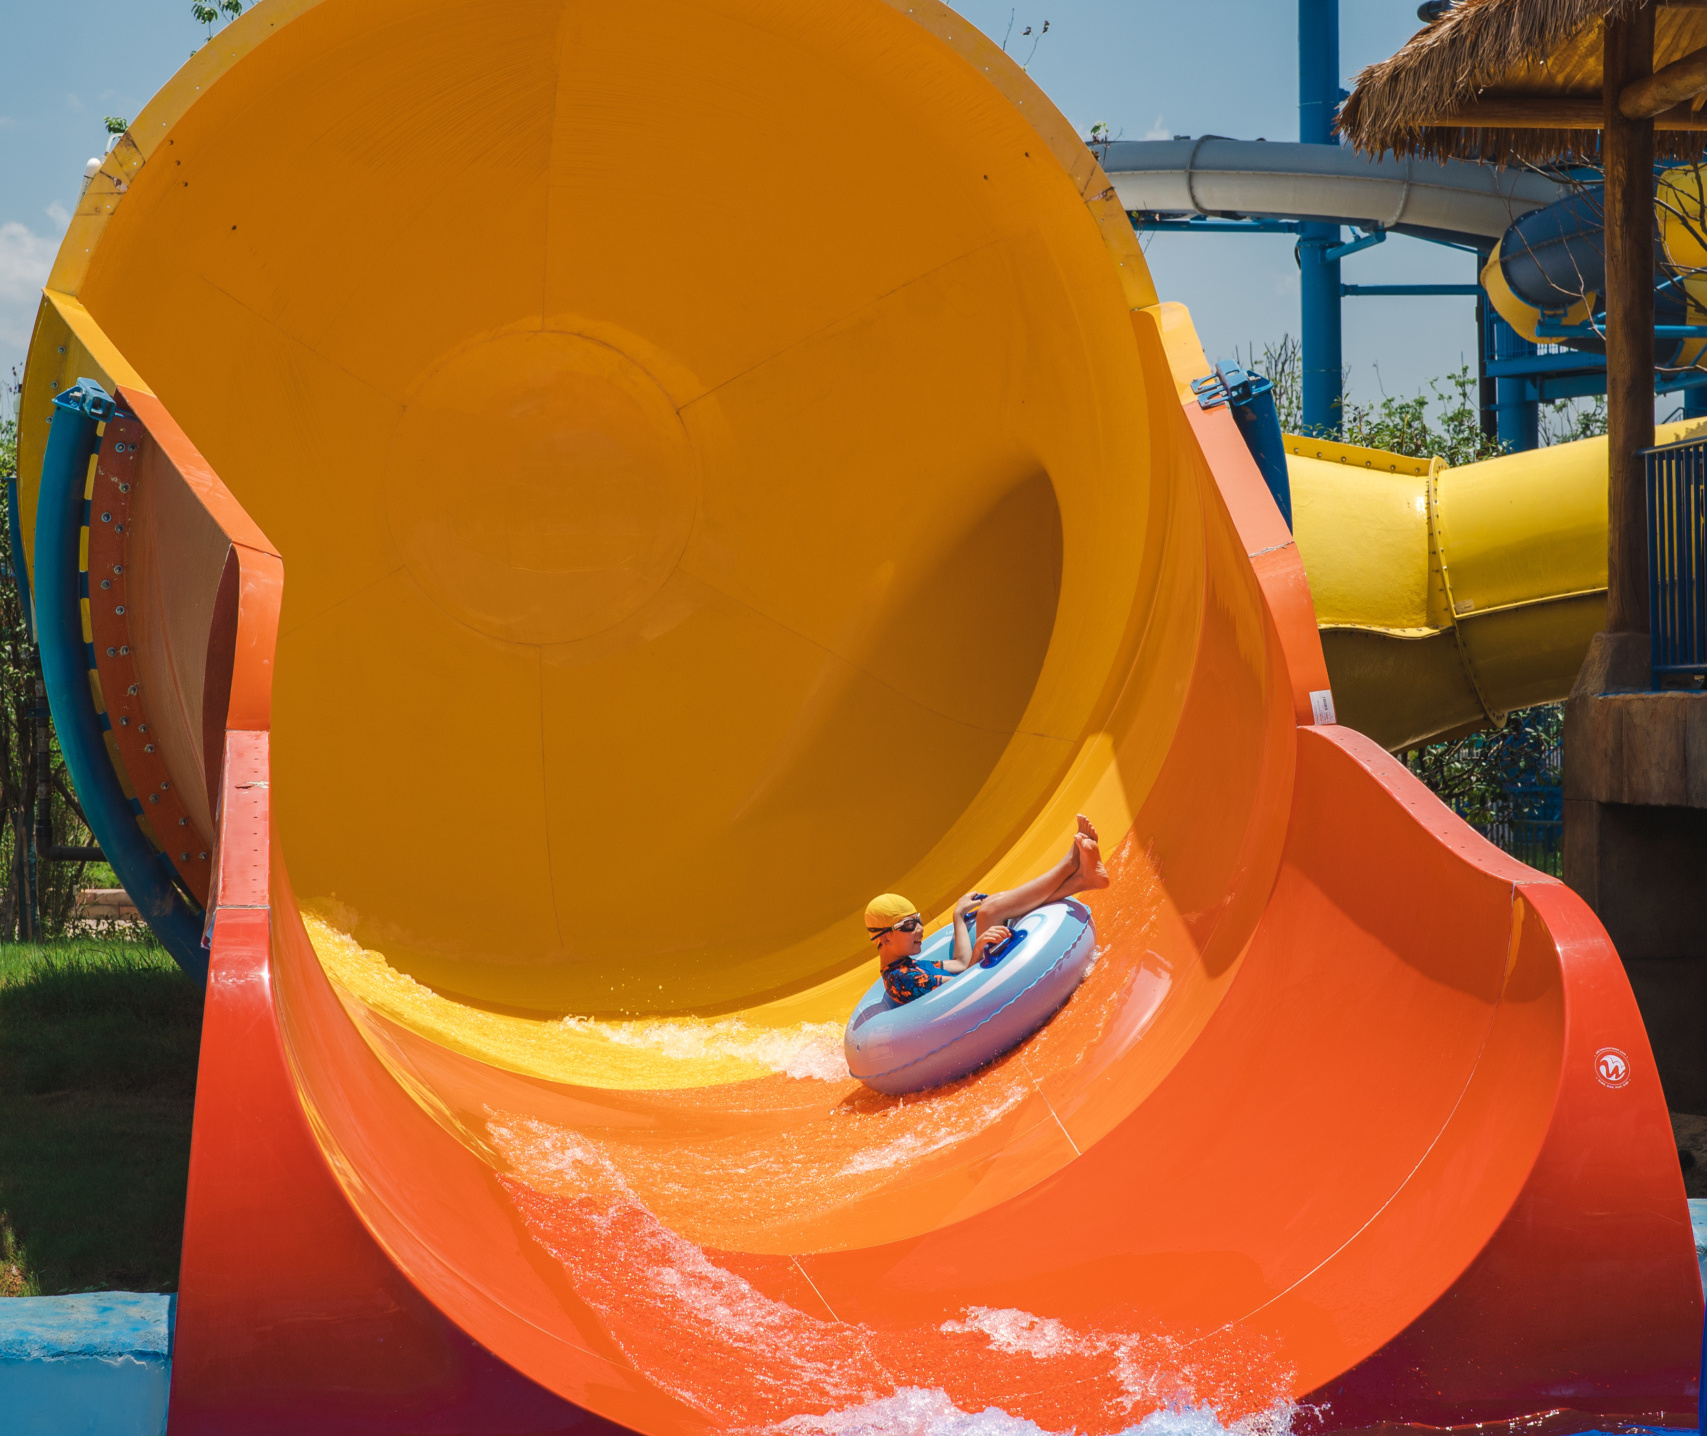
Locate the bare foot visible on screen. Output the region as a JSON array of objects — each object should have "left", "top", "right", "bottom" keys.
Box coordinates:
[
  {"left": 1076, "top": 813, "right": 1098, "bottom": 843},
  {"left": 1075, "top": 833, "right": 1110, "bottom": 890}
]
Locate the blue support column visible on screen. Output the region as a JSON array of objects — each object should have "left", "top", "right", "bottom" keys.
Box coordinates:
[
  {"left": 1300, "top": 230, "right": 1342, "bottom": 434},
  {"left": 1487, "top": 309, "right": 1541, "bottom": 451},
  {"left": 1299, "top": 0, "right": 1342, "bottom": 434},
  {"left": 1687, "top": 383, "right": 1707, "bottom": 420}
]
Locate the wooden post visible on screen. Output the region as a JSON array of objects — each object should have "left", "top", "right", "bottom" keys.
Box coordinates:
[{"left": 1604, "top": 6, "right": 1656, "bottom": 635}]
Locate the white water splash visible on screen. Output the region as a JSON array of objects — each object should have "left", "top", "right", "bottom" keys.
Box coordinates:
[
  {"left": 938, "top": 1306, "right": 1301, "bottom": 1435},
  {"left": 772, "top": 1388, "right": 1297, "bottom": 1436},
  {"left": 836, "top": 1084, "right": 1030, "bottom": 1177},
  {"left": 559, "top": 1014, "right": 851, "bottom": 1081},
  {"left": 940, "top": 1308, "right": 1078, "bottom": 1360},
  {"left": 772, "top": 1387, "right": 1053, "bottom": 1436}
]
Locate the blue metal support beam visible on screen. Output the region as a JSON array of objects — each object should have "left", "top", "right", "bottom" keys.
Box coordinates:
[
  {"left": 1299, "top": 0, "right": 1342, "bottom": 434},
  {"left": 1341, "top": 284, "right": 1481, "bottom": 297},
  {"left": 1487, "top": 308, "right": 1541, "bottom": 451},
  {"left": 1486, "top": 352, "right": 1609, "bottom": 378}
]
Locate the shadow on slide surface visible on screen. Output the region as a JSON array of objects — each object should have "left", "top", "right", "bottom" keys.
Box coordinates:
[{"left": 16, "top": 2, "right": 1701, "bottom": 1432}]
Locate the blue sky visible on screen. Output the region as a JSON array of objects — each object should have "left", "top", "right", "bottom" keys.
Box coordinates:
[{"left": 0, "top": 1, "right": 1468, "bottom": 406}]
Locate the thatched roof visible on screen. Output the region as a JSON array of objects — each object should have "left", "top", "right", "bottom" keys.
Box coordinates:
[{"left": 1339, "top": 0, "right": 1707, "bottom": 164}]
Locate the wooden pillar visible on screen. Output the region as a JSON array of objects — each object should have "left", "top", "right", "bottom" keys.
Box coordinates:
[
  {"left": 1604, "top": 6, "right": 1656, "bottom": 634},
  {"left": 1568, "top": 5, "right": 1707, "bottom": 1115}
]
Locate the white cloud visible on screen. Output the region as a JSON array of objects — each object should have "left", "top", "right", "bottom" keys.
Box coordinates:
[
  {"left": 1144, "top": 114, "right": 1170, "bottom": 141},
  {"left": 44, "top": 202, "right": 70, "bottom": 231},
  {"left": 0, "top": 220, "right": 56, "bottom": 352},
  {"left": 0, "top": 222, "right": 54, "bottom": 302}
]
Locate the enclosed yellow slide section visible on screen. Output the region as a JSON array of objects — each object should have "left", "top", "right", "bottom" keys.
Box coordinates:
[{"left": 1289, "top": 423, "right": 1707, "bottom": 751}]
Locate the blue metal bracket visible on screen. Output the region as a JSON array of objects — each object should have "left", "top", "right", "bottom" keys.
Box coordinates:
[
  {"left": 56, "top": 384, "right": 117, "bottom": 423},
  {"left": 37, "top": 379, "right": 207, "bottom": 983},
  {"left": 1190, "top": 366, "right": 1241, "bottom": 411},
  {"left": 1325, "top": 228, "right": 1385, "bottom": 262}
]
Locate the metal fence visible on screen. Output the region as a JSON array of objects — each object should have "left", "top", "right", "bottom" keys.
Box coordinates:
[
  {"left": 1645, "top": 435, "right": 1707, "bottom": 682},
  {"left": 1416, "top": 708, "right": 1564, "bottom": 877},
  {"left": 1472, "top": 816, "right": 1563, "bottom": 877}
]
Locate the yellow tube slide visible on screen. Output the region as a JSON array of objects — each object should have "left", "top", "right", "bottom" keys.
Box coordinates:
[{"left": 1288, "top": 423, "right": 1706, "bottom": 751}]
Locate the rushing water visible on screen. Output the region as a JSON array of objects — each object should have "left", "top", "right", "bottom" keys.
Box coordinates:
[
  {"left": 557, "top": 1012, "right": 852, "bottom": 1082},
  {"left": 491, "top": 1110, "right": 1297, "bottom": 1435},
  {"left": 310, "top": 834, "right": 1282, "bottom": 1434}
]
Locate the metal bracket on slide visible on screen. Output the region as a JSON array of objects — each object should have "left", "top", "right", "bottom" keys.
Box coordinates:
[
  {"left": 53, "top": 381, "right": 118, "bottom": 423},
  {"left": 1190, "top": 362, "right": 1268, "bottom": 411}
]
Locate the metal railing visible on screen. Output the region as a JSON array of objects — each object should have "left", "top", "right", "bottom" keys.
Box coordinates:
[
  {"left": 1472, "top": 816, "right": 1563, "bottom": 877},
  {"left": 1411, "top": 706, "right": 1564, "bottom": 877},
  {"left": 1644, "top": 435, "right": 1707, "bottom": 683}
]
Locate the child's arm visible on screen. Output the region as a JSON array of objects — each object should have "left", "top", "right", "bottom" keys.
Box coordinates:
[
  {"left": 942, "top": 904, "right": 1011, "bottom": 974},
  {"left": 949, "top": 892, "right": 981, "bottom": 969}
]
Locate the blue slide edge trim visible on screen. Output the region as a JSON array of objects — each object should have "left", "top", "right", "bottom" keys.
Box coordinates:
[{"left": 36, "top": 380, "right": 208, "bottom": 985}]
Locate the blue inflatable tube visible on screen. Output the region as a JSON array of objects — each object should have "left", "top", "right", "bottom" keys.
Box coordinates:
[{"left": 844, "top": 898, "right": 1097, "bottom": 1094}]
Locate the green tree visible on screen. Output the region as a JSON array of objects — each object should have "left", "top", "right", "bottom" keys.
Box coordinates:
[
  {"left": 0, "top": 370, "right": 113, "bottom": 936},
  {"left": 1541, "top": 393, "right": 1607, "bottom": 445},
  {"left": 1252, "top": 335, "right": 1505, "bottom": 464},
  {"left": 191, "top": 0, "right": 244, "bottom": 40}
]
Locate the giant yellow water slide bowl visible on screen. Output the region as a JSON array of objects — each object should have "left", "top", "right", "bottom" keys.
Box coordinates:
[{"left": 18, "top": 2, "right": 1700, "bottom": 1433}]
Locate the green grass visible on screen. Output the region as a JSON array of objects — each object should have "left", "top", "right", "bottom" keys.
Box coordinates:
[{"left": 0, "top": 939, "right": 201, "bottom": 1297}]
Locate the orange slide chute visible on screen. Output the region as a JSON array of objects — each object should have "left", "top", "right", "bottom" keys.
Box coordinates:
[{"left": 17, "top": 2, "right": 1700, "bottom": 1433}]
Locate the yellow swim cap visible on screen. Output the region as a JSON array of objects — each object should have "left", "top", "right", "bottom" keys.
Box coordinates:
[{"left": 865, "top": 893, "right": 918, "bottom": 929}]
